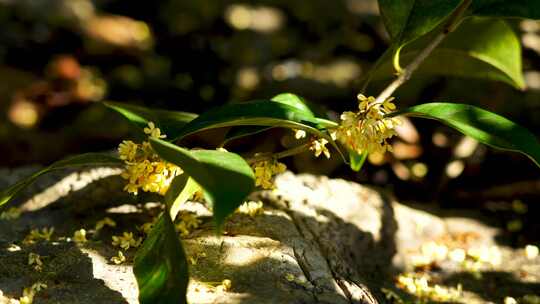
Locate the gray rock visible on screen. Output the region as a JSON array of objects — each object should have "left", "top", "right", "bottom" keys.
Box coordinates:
[{"left": 0, "top": 168, "right": 538, "bottom": 304}]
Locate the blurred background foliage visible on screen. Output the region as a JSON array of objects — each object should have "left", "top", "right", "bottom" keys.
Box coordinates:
[{"left": 0, "top": 0, "right": 539, "bottom": 242}]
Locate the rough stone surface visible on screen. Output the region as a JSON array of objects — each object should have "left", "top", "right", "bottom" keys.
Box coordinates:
[{"left": 0, "top": 168, "right": 538, "bottom": 303}]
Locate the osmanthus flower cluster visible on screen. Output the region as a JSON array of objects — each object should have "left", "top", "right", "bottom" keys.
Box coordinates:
[
  {"left": 250, "top": 157, "right": 287, "bottom": 189},
  {"left": 117, "top": 122, "right": 183, "bottom": 195},
  {"left": 335, "top": 94, "right": 400, "bottom": 155}
]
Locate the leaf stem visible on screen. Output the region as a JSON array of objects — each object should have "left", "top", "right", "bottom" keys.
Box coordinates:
[
  {"left": 373, "top": 0, "right": 472, "bottom": 105},
  {"left": 247, "top": 143, "right": 311, "bottom": 164}
]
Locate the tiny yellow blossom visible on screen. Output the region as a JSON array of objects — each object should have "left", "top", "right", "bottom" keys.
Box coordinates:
[
  {"left": 294, "top": 129, "right": 307, "bottom": 139},
  {"left": 310, "top": 138, "right": 331, "bottom": 159},
  {"left": 23, "top": 228, "right": 54, "bottom": 245},
  {"left": 118, "top": 140, "right": 138, "bottom": 161},
  {"left": 176, "top": 212, "right": 202, "bottom": 237},
  {"left": 237, "top": 201, "right": 264, "bottom": 217},
  {"left": 73, "top": 229, "right": 88, "bottom": 244},
  {"left": 396, "top": 273, "right": 461, "bottom": 302},
  {"left": 28, "top": 253, "right": 43, "bottom": 272},
  {"left": 336, "top": 94, "right": 400, "bottom": 155},
  {"left": 138, "top": 222, "right": 154, "bottom": 235},
  {"left": 110, "top": 251, "right": 126, "bottom": 264},
  {"left": 525, "top": 245, "right": 539, "bottom": 260},
  {"left": 220, "top": 279, "right": 232, "bottom": 291},
  {"left": 251, "top": 158, "right": 286, "bottom": 189},
  {"left": 95, "top": 217, "right": 116, "bottom": 231},
  {"left": 0, "top": 207, "right": 22, "bottom": 220},
  {"left": 143, "top": 122, "right": 166, "bottom": 139},
  {"left": 112, "top": 232, "right": 142, "bottom": 250}
]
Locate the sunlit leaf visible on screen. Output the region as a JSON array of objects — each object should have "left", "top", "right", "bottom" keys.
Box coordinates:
[
  {"left": 0, "top": 153, "right": 123, "bottom": 208},
  {"left": 373, "top": 17, "right": 524, "bottom": 89},
  {"left": 150, "top": 138, "right": 254, "bottom": 229},
  {"left": 134, "top": 212, "right": 189, "bottom": 304},
  {"left": 378, "top": 0, "right": 463, "bottom": 69},
  {"left": 165, "top": 174, "right": 201, "bottom": 220},
  {"left": 397, "top": 103, "right": 540, "bottom": 167}
]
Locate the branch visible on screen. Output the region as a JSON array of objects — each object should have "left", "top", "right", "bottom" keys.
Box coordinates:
[{"left": 373, "top": 0, "right": 472, "bottom": 105}]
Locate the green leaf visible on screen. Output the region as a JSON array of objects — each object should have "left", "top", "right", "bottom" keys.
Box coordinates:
[
  {"left": 165, "top": 174, "right": 201, "bottom": 220},
  {"left": 397, "top": 103, "right": 540, "bottom": 167},
  {"left": 150, "top": 138, "right": 255, "bottom": 229},
  {"left": 134, "top": 212, "right": 189, "bottom": 304},
  {"left": 378, "top": 0, "right": 463, "bottom": 69},
  {"left": 373, "top": 18, "right": 524, "bottom": 89},
  {"left": 349, "top": 151, "right": 369, "bottom": 172},
  {"left": 173, "top": 100, "right": 330, "bottom": 141},
  {"left": 104, "top": 101, "right": 198, "bottom": 137},
  {"left": 472, "top": 0, "right": 540, "bottom": 19},
  {"left": 0, "top": 153, "right": 123, "bottom": 208},
  {"left": 222, "top": 93, "right": 319, "bottom": 143},
  {"left": 270, "top": 93, "right": 315, "bottom": 116},
  {"left": 173, "top": 99, "right": 344, "bottom": 161}
]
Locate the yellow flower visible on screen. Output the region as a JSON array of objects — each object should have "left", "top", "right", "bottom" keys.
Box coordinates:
[
  {"left": 28, "top": 253, "right": 43, "bottom": 272},
  {"left": 144, "top": 122, "right": 166, "bottom": 139},
  {"left": 0, "top": 207, "right": 22, "bottom": 220},
  {"left": 216, "top": 279, "right": 232, "bottom": 292},
  {"left": 73, "top": 229, "right": 88, "bottom": 244},
  {"left": 95, "top": 217, "right": 116, "bottom": 231},
  {"left": 176, "top": 212, "right": 202, "bottom": 237},
  {"left": 118, "top": 140, "right": 138, "bottom": 161},
  {"left": 112, "top": 232, "right": 142, "bottom": 250},
  {"left": 118, "top": 127, "right": 183, "bottom": 196},
  {"left": 110, "top": 251, "right": 126, "bottom": 264},
  {"left": 336, "top": 95, "right": 400, "bottom": 155},
  {"left": 237, "top": 201, "right": 264, "bottom": 217},
  {"left": 23, "top": 227, "right": 54, "bottom": 245},
  {"left": 294, "top": 129, "right": 307, "bottom": 139},
  {"left": 309, "top": 138, "right": 330, "bottom": 159},
  {"left": 251, "top": 158, "right": 286, "bottom": 189}
]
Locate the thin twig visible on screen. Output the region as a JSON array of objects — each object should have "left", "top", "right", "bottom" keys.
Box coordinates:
[{"left": 373, "top": 0, "right": 472, "bottom": 105}]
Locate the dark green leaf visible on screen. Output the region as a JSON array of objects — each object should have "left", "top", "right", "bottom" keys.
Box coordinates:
[
  {"left": 373, "top": 17, "right": 524, "bottom": 89},
  {"left": 378, "top": 0, "right": 463, "bottom": 68},
  {"left": 104, "top": 101, "right": 197, "bottom": 137},
  {"left": 134, "top": 212, "right": 189, "bottom": 304},
  {"left": 0, "top": 153, "right": 123, "bottom": 208},
  {"left": 397, "top": 103, "right": 540, "bottom": 167},
  {"left": 472, "top": 0, "right": 540, "bottom": 19},
  {"left": 349, "top": 151, "right": 369, "bottom": 172},
  {"left": 150, "top": 138, "right": 255, "bottom": 228}
]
